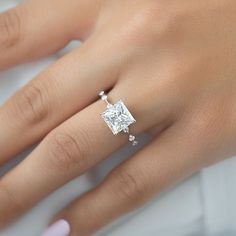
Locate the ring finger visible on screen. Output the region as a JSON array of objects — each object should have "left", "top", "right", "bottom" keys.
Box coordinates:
[{"left": 0, "top": 78, "right": 171, "bottom": 227}]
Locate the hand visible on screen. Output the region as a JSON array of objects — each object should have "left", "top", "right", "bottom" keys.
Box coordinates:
[{"left": 1, "top": 0, "right": 236, "bottom": 235}]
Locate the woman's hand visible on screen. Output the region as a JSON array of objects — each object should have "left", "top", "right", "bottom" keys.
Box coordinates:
[{"left": 1, "top": 0, "right": 236, "bottom": 235}]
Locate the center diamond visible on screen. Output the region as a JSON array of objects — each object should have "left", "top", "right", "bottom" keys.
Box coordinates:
[{"left": 101, "top": 100, "right": 136, "bottom": 135}]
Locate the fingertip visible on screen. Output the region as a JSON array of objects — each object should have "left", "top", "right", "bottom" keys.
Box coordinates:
[{"left": 42, "top": 219, "right": 70, "bottom": 236}]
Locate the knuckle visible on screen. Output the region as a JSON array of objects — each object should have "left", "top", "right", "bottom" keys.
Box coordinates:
[
  {"left": 0, "top": 9, "right": 23, "bottom": 48},
  {"left": 45, "top": 128, "right": 91, "bottom": 171},
  {"left": 122, "top": 5, "right": 161, "bottom": 44},
  {"left": 121, "top": 2, "right": 185, "bottom": 47},
  {"left": 157, "top": 7, "right": 193, "bottom": 43},
  {"left": 111, "top": 167, "right": 148, "bottom": 203},
  {"left": 12, "top": 83, "right": 48, "bottom": 124}
]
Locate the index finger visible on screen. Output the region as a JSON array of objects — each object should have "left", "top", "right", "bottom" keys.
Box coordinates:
[{"left": 0, "top": 0, "right": 101, "bottom": 70}]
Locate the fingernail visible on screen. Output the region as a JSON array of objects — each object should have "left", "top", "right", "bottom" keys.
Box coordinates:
[{"left": 42, "top": 219, "right": 70, "bottom": 236}]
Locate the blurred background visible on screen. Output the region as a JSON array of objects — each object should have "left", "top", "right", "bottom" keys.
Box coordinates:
[{"left": 0, "top": 1, "right": 236, "bottom": 235}]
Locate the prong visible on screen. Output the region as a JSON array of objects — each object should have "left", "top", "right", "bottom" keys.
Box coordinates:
[
  {"left": 99, "top": 91, "right": 112, "bottom": 106},
  {"left": 107, "top": 103, "right": 113, "bottom": 108},
  {"left": 123, "top": 127, "right": 129, "bottom": 133},
  {"left": 99, "top": 91, "right": 105, "bottom": 97}
]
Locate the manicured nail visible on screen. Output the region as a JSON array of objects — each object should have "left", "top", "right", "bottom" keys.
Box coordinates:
[{"left": 42, "top": 219, "right": 70, "bottom": 236}]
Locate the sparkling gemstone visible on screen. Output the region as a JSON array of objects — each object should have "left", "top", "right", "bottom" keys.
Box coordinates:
[
  {"left": 99, "top": 91, "right": 105, "bottom": 97},
  {"left": 129, "top": 135, "right": 135, "bottom": 141},
  {"left": 101, "top": 100, "right": 136, "bottom": 135}
]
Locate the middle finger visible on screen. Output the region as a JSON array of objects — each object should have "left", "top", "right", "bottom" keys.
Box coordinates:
[{"left": 0, "top": 35, "right": 118, "bottom": 165}]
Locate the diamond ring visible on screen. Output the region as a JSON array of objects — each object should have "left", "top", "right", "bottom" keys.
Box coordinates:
[{"left": 99, "top": 91, "right": 138, "bottom": 146}]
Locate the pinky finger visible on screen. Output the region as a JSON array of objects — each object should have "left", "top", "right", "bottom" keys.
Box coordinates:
[{"left": 43, "top": 123, "right": 201, "bottom": 236}]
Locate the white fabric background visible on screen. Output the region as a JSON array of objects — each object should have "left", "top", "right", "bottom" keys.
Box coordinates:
[{"left": 0, "top": 1, "right": 236, "bottom": 236}]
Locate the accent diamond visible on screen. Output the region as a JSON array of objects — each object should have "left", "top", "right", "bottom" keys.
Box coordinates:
[{"left": 129, "top": 135, "right": 135, "bottom": 141}]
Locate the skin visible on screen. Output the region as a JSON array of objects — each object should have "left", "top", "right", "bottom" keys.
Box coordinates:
[{"left": 1, "top": 0, "right": 236, "bottom": 235}]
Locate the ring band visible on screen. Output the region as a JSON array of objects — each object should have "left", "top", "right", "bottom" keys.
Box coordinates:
[{"left": 99, "top": 91, "right": 138, "bottom": 146}]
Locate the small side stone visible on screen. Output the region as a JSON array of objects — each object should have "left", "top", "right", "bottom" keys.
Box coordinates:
[{"left": 129, "top": 135, "right": 135, "bottom": 141}]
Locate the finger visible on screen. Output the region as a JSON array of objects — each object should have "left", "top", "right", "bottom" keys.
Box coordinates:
[
  {"left": 0, "top": 79, "right": 172, "bottom": 227},
  {"left": 51, "top": 123, "right": 203, "bottom": 236},
  {"left": 0, "top": 98, "right": 128, "bottom": 228},
  {"left": 0, "top": 0, "right": 102, "bottom": 70},
  {"left": 0, "top": 34, "right": 118, "bottom": 165}
]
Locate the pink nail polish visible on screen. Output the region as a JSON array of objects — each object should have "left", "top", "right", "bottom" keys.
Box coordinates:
[{"left": 42, "top": 219, "right": 70, "bottom": 236}]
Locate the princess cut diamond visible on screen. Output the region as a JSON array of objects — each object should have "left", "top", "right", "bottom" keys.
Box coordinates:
[{"left": 101, "top": 100, "right": 136, "bottom": 135}]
